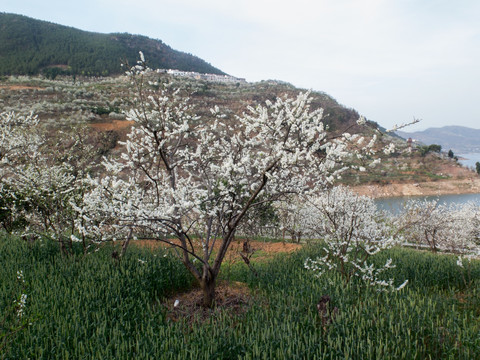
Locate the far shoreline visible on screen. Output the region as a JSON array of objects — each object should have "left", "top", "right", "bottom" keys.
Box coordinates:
[{"left": 351, "top": 177, "right": 480, "bottom": 199}]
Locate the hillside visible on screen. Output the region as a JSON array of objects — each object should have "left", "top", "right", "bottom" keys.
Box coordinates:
[
  {"left": 1, "top": 71, "right": 475, "bottom": 196},
  {"left": 396, "top": 126, "right": 480, "bottom": 154},
  {"left": 0, "top": 13, "right": 225, "bottom": 77},
  {"left": 0, "top": 74, "right": 362, "bottom": 131}
]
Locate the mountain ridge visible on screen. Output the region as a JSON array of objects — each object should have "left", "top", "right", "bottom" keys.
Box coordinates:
[
  {"left": 0, "top": 13, "right": 226, "bottom": 77},
  {"left": 396, "top": 125, "right": 480, "bottom": 154}
]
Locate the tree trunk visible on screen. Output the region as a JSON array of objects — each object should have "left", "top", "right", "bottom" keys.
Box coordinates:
[
  {"left": 200, "top": 276, "right": 217, "bottom": 308},
  {"left": 58, "top": 238, "right": 68, "bottom": 256}
]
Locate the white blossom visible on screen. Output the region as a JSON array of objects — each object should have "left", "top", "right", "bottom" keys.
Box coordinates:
[
  {"left": 396, "top": 280, "right": 409, "bottom": 291},
  {"left": 303, "top": 186, "right": 405, "bottom": 291},
  {"left": 16, "top": 270, "right": 24, "bottom": 283},
  {"left": 356, "top": 116, "right": 366, "bottom": 125},
  {"left": 383, "top": 143, "right": 396, "bottom": 155},
  {"left": 15, "top": 293, "right": 27, "bottom": 318},
  {"left": 456, "top": 256, "right": 464, "bottom": 268}
]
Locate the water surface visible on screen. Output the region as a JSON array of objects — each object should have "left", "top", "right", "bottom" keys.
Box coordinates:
[
  {"left": 375, "top": 192, "right": 480, "bottom": 214},
  {"left": 457, "top": 153, "right": 480, "bottom": 169}
]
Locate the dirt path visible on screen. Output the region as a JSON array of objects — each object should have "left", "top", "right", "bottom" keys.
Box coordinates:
[{"left": 90, "top": 119, "right": 134, "bottom": 131}]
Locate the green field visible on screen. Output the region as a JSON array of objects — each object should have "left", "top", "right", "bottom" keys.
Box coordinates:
[{"left": 1, "top": 236, "right": 479, "bottom": 359}]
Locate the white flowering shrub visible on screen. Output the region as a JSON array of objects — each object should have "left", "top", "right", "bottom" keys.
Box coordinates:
[
  {"left": 7, "top": 161, "right": 81, "bottom": 251},
  {"left": 446, "top": 202, "right": 480, "bottom": 253},
  {"left": 303, "top": 186, "right": 406, "bottom": 291},
  {"left": 76, "top": 55, "right": 382, "bottom": 307},
  {"left": 0, "top": 111, "right": 43, "bottom": 232},
  {"left": 0, "top": 111, "right": 42, "bottom": 167},
  {"left": 398, "top": 199, "right": 479, "bottom": 254},
  {"left": 0, "top": 112, "right": 99, "bottom": 254}
]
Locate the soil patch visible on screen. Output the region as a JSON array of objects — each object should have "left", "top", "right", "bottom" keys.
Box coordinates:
[
  {"left": 90, "top": 119, "right": 134, "bottom": 131},
  {"left": 133, "top": 239, "right": 298, "bottom": 321},
  {"left": 0, "top": 85, "right": 45, "bottom": 91},
  {"left": 352, "top": 178, "right": 480, "bottom": 198},
  {"left": 437, "top": 162, "right": 474, "bottom": 178},
  {"left": 352, "top": 160, "right": 480, "bottom": 198},
  {"left": 163, "top": 280, "right": 252, "bottom": 323}
]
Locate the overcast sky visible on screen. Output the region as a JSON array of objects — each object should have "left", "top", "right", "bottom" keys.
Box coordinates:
[{"left": 2, "top": 0, "right": 480, "bottom": 131}]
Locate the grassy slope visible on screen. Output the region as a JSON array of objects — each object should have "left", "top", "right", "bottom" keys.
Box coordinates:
[
  {"left": 1, "top": 236, "right": 479, "bottom": 359},
  {"left": 0, "top": 73, "right": 472, "bottom": 187}
]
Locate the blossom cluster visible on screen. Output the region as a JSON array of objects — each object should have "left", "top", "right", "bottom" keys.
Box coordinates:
[{"left": 302, "top": 186, "right": 405, "bottom": 291}]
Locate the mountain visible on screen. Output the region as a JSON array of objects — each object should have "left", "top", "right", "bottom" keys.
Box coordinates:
[
  {"left": 396, "top": 126, "right": 480, "bottom": 154},
  {"left": 0, "top": 13, "right": 225, "bottom": 77}
]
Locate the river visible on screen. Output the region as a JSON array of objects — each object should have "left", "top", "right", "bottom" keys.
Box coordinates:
[
  {"left": 458, "top": 153, "right": 480, "bottom": 169},
  {"left": 374, "top": 153, "right": 480, "bottom": 213},
  {"left": 376, "top": 192, "right": 480, "bottom": 214}
]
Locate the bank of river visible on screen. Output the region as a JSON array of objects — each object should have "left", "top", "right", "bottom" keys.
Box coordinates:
[{"left": 352, "top": 177, "right": 480, "bottom": 198}]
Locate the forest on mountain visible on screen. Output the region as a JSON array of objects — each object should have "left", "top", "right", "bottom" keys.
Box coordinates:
[{"left": 0, "top": 13, "right": 225, "bottom": 77}]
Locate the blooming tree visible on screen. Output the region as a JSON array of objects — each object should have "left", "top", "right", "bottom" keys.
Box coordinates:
[
  {"left": 0, "top": 111, "right": 99, "bottom": 254},
  {"left": 303, "top": 186, "right": 406, "bottom": 291},
  {"left": 0, "top": 111, "right": 42, "bottom": 168},
  {"left": 398, "top": 199, "right": 479, "bottom": 254},
  {"left": 77, "top": 56, "right": 379, "bottom": 307},
  {"left": 0, "top": 111, "right": 43, "bottom": 232}
]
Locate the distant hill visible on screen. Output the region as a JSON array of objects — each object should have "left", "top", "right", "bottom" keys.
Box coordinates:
[
  {"left": 396, "top": 126, "right": 480, "bottom": 154},
  {"left": 0, "top": 13, "right": 225, "bottom": 77}
]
